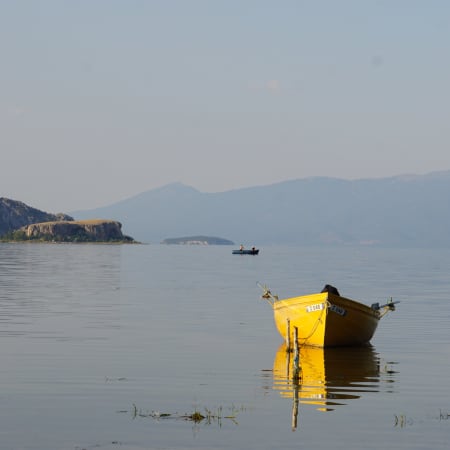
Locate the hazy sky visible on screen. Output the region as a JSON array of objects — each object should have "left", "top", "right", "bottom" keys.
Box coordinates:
[{"left": 1, "top": 1, "right": 449, "bottom": 212}]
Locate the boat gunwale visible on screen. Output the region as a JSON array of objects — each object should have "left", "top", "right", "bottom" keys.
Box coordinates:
[{"left": 272, "top": 292, "right": 380, "bottom": 319}]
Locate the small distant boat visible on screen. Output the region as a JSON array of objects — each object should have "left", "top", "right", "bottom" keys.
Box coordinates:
[
  {"left": 259, "top": 284, "right": 398, "bottom": 347},
  {"left": 232, "top": 248, "right": 259, "bottom": 255}
]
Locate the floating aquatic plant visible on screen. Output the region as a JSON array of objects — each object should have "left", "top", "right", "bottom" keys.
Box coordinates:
[{"left": 126, "top": 403, "right": 244, "bottom": 426}]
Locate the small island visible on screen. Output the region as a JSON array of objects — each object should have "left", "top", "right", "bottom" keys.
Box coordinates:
[
  {"left": 1, "top": 219, "right": 136, "bottom": 243},
  {"left": 161, "top": 235, "right": 234, "bottom": 245}
]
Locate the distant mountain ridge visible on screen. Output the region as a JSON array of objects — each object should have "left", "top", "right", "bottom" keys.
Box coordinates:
[{"left": 72, "top": 170, "right": 450, "bottom": 248}]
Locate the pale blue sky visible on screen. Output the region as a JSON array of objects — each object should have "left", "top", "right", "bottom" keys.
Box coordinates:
[{"left": 1, "top": 1, "right": 449, "bottom": 212}]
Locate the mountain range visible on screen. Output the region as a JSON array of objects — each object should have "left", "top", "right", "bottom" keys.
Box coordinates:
[{"left": 71, "top": 170, "right": 450, "bottom": 247}]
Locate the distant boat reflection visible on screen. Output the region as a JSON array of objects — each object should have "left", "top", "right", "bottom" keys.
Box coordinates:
[{"left": 270, "top": 344, "right": 394, "bottom": 428}]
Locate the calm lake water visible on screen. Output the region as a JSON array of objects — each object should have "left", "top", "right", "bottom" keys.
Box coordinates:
[{"left": 0, "top": 243, "right": 449, "bottom": 449}]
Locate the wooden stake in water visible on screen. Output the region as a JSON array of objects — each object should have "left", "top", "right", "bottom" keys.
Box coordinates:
[
  {"left": 291, "top": 326, "right": 300, "bottom": 430},
  {"left": 286, "top": 319, "right": 291, "bottom": 351},
  {"left": 291, "top": 383, "right": 299, "bottom": 431},
  {"left": 293, "top": 326, "right": 300, "bottom": 381}
]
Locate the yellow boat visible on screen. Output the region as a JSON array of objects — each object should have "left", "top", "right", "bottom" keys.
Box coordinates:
[
  {"left": 272, "top": 344, "right": 382, "bottom": 421},
  {"left": 260, "top": 284, "right": 398, "bottom": 348}
]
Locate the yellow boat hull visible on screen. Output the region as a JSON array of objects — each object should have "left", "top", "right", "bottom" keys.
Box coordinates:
[{"left": 273, "top": 292, "right": 380, "bottom": 347}]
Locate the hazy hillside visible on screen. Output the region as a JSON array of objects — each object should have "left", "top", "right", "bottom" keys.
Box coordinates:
[
  {"left": 71, "top": 171, "right": 450, "bottom": 247},
  {"left": 0, "top": 198, "right": 73, "bottom": 236}
]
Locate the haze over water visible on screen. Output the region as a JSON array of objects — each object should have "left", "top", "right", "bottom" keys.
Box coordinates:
[{"left": 0, "top": 243, "right": 449, "bottom": 449}]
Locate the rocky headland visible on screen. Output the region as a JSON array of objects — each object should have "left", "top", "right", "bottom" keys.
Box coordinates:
[
  {"left": 18, "top": 219, "right": 135, "bottom": 243},
  {"left": 0, "top": 198, "right": 135, "bottom": 243},
  {"left": 0, "top": 197, "right": 73, "bottom": 236}
]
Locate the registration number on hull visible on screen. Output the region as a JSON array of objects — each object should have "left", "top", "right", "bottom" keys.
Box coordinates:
[
  {"left": 329, "top": 304, "right": 347, "bottom": 316},
  {"left": 306, "top": 303, "right": 325, "bottom": 313},
  {"left": 305, "top": 303, "right": 347, "bottom": 316}
]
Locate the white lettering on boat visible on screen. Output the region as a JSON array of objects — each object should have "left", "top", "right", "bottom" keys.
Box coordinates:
[
  {"left": 306, "top": 303, "right": 325, "bottom": 313},
  {"left": 329, "top": 304, "right": 347, "bottom": 316}
]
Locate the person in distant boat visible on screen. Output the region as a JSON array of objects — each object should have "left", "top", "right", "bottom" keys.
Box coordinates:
[
  {"left": 251, "top": 246, "right": 256, "bottom": 252},
  {"left": 240, "top": 244, "right": 244, "bottom": 251},
  {"left": 321, "top": 284, "right": 340, "bottom": 296}
]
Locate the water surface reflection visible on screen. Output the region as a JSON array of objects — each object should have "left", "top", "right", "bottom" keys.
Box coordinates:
[{"left": 269, "top": 344, "right": 397, "bottom": 428}]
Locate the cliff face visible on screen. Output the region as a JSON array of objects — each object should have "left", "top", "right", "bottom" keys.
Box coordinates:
[
  {"left": 0, "top": 197, "right": 73, "bottom": 236},
  {"left": 21, "top": 219, "right": 133, "bottom": 242}
]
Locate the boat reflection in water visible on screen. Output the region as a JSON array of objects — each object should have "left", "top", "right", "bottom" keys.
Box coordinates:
[{"left": 271, "top": 344, "right": 390, "bottom": 429}]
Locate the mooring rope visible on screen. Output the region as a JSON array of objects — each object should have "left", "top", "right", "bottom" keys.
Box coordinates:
[{"left": 297, "top": 300, "right": 331, "bottom": 345}]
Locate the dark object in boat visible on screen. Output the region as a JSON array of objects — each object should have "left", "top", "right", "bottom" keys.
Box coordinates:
[{"left": 321, "top": 284, "right": 340, "bottom": 296}]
